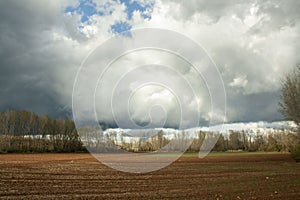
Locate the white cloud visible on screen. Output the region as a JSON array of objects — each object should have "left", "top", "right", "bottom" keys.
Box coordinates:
[
  {"left": 229, "top": 75, "right": 248, "bottom": 89},
  {"left": 0, "top": 0, "right": 299, "bottom": 126}
]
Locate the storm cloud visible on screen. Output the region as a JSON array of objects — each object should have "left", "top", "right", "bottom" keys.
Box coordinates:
[{"left": 0, "top": 0, "right": 299, "bottom": 127}]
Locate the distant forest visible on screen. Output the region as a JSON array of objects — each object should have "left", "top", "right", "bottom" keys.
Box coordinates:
[
  {"left": 0, "top": 110, "right": 299, "bottom": 154},
  {"left": 0, "top": 110, "right": 85, "bottom": 153}
]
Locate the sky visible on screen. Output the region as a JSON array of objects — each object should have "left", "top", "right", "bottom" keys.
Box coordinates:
[{"left": 0, "top": 0, "right": 299, "bottom": 128}]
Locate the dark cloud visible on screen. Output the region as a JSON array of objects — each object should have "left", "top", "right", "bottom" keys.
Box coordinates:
[
  {"left": 0, "top": 0, "right": 73, "bottom": 117},
  {"left": 0, "top": 0, "right": 299, "bottom": 127},
  {"left": 226, "top": 90, "right": 283, "bottom": 123}
]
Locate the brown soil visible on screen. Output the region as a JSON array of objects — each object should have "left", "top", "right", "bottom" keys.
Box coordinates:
[{"left": 0, "top": 153, "right": 299, "bottom": 199}]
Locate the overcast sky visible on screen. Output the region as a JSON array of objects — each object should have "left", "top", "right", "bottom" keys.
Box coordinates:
[{"left": 0, "top": 0, "right": 299, "bottom": 128}]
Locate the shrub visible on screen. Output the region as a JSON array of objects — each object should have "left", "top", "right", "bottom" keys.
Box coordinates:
[{"left": 291, "top": 144, "right": 300, "bottom": 162}]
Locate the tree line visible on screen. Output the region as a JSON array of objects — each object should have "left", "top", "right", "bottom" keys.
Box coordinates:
[
  {"left": 190, "top": 130, "right": 298, "bottom": 153},
  {"left": 0, "top": 110, "right": 85, "bottom": 153},
  {"left": 101, "top": 129, "right": 298, "bottom": 153},
  {"left": 0, "top": 110, "right": 299, "bottom": 154}
]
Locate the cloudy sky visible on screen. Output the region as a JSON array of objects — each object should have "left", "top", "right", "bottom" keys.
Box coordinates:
[{"left": 0, "top": 0, "right": 299, "bottom": 128}]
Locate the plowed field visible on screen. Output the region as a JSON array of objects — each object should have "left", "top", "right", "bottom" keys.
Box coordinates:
[{"left": 0, "top": 153, "right": 299, "bottom": 199}]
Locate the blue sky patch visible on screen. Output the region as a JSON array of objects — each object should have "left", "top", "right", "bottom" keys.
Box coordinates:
[
  {"left": 64, "top": 0, "right": 102, "bottom": 23},
  {"left": 111, "top": 21, "right": 132, "bottom": 36},
  {"left": 119, "top": 0, "right": 154, "bottom": 20},
  {"left": 64, "top": 0, "right": 154, "bottom": 36},
  {"left": 65, "top": 0, "right": 154, "bottom": 22}
]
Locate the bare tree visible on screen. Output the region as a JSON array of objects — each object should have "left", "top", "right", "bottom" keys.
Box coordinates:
[
  {"left": 279, "top": 66, "right": 300, "bottom": 127},
  {"left": 279, "top": 66, "right": 300, "bottom": 161}
]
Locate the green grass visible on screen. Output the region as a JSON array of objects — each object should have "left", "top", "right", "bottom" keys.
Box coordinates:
[
  {"left": 206, "top": 151, "right": 284, "bottom": 157},
  {"left": 149, "top": 151, "right": 286, "bottom": 157},
  {"left": 184, "top": 165, "right": 265, "bottom": 170}
]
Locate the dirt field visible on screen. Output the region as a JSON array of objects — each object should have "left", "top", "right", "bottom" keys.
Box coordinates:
[{"left": 0, "top": 153, "right": 299, "bottom": 199}]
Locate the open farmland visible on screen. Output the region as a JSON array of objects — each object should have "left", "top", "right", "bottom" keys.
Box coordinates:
[{"left": 0, "top": 153, "right": 299, "bottom": 199}]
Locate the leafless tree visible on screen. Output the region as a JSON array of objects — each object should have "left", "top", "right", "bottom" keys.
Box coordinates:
[{"left": 279, "top": 66, "right": 300, "bottom": 128}]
